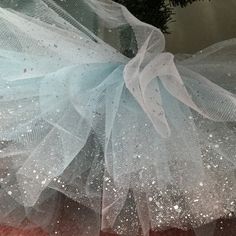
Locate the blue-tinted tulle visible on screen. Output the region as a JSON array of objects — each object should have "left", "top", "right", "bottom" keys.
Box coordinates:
[{"left": 0, "top": 1, "right": 236, "bottom": 236}]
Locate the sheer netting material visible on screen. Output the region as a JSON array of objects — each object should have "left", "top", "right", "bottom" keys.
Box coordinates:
[{"left": 0, "top": 0, "right": 236, "bottom": 235}]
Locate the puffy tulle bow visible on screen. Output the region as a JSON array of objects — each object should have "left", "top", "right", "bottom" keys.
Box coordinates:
[
  {"left": 88, "top": 0, "right": 236, "bottom": 138},
  {"left": 123, "top": 31, "right": 196, "bottom": 137}
]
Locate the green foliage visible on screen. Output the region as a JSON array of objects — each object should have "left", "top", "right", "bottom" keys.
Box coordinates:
[
  {"left": 113, "top": 0, "right": 208, "bottom": 32},
  {"left": 170, "top": 0, "right": 205, "bottom": 7},
  {"left": 114, "top": 0, "right": 172, "bottom": 33}
]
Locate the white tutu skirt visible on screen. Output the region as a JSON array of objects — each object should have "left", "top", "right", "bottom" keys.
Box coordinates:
[{"left": 0, "top": 1, "right": 236, "bottom": 235}]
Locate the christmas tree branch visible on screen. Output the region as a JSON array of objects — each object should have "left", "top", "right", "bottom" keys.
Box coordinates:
[{"left": 113, "top": 0, "right": 209, "bottom": 32}]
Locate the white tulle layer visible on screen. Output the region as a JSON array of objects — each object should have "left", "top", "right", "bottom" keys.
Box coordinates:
[{"left": 0, "top": 0, "right": 236, "bottom": 235}]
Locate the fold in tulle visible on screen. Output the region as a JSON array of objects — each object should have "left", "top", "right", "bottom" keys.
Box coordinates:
[{"left": 0, "top": 1, "right": 236, "bottom": 235}]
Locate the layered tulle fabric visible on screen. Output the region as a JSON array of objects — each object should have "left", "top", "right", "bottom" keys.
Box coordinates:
[{"left": 0, "top": 0, "right": 236, "bottom": 235}]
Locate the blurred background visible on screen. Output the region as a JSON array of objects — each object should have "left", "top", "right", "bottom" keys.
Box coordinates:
[{"left": 165, "top": 0, "right": 236, "bottom": 53}]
